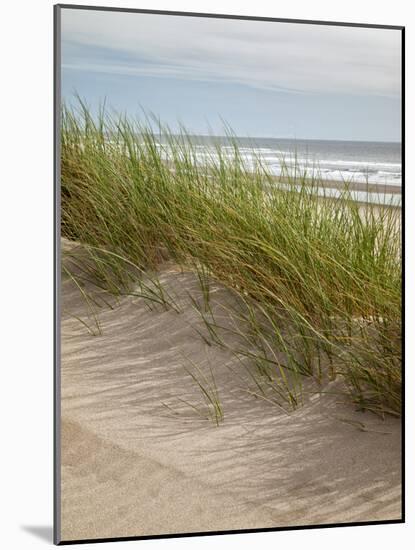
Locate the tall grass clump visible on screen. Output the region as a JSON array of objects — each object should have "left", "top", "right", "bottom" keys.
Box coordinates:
[{"left": 61, "top": 100, "right": 402, "bottom": 416}]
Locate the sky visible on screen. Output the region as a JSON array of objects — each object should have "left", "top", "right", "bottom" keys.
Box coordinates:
[{"left": 60, "top": 8, "right": 402, "bottom": 142}]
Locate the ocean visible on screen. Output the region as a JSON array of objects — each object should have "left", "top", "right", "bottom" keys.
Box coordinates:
[{"left": 156, "top": 135, "right": 402, "bottom": 206}]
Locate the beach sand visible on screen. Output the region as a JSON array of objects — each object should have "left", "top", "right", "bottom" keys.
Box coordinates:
[{"left": 59, "top": 239, "right": 402, "bottom": 542}]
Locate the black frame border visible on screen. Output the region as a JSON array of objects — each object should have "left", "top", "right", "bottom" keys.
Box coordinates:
[{"left": 53, "top": 3, "right": 405, "bottom": 545}]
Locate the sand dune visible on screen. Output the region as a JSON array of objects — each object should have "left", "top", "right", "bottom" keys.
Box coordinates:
[{"left": 60, "top": 239, "right": 401, "bottom": 542}]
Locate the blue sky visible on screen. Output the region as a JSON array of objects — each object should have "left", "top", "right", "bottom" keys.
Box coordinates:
[{"left": 61, "top": 9, "right": 402, "bottom": 142}]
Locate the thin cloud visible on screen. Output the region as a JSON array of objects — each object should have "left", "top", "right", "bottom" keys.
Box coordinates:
[{"left": 61, "top": 9, "right": 401, "bottom": 98}]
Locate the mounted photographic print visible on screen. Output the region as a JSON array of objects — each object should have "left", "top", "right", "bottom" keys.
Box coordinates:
[{"left": 54, "top": 4, "right": 404, "bottom": 545}]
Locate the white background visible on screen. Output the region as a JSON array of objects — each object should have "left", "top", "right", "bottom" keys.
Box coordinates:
[{"left": 0, "top": 0, "right": 412, "bottom": 548}]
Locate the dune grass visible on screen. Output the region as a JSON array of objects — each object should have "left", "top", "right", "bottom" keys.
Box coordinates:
[{"left": 61, "top": 101, "right": 402, "bottom": 417}]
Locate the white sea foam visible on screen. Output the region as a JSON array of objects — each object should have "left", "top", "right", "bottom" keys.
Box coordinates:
[{"left": 152, "top": 138, "right": 402, "bottom": 198}]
